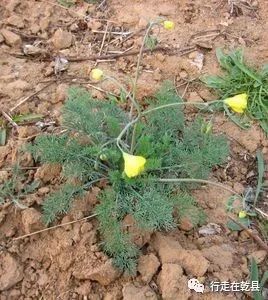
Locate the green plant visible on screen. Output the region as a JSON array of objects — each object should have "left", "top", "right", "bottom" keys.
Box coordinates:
[
  {"left": 28, "top": 83, "right": 229, "bottom": 272},
  {"left": 250, "top": 257, "right": 268, "bottom": 300},
  {"left": 202, "top": 48, "right": 268, "bottom": 133},
  {"left": 226, "top": 150, "right": 267, "bottom": 232},
  {"left": 0, "top": 165, "right": 39, "bottom": 208}
]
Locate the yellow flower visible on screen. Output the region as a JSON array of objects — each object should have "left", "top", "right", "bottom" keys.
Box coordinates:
[
  {"left": 238, "top": 210, "right": 247, "bottom": 219},
  {"left": 123, "top": 152, "right": 146, "bottom": 178},
  {"left": 90, "top": 68, "right": 104, "bottom": 81},
  {"left": 224, "top": 93, "right": 248, "bottom": 113},
  {"left": 163, "top": 20, "right": 175, "bottom": 30}
]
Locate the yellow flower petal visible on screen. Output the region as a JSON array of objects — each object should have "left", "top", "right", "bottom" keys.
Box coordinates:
[
  {"left": 224, "top": 93, "right": 248, "bottom": 113},
  {"left": 90, "top": 68, "right": 104, "bottom": 81},
  {"left": 163, "top": 20, "right": 175, "bottom": 30},
  {"left": 123, "top": 152, "right": 146, "bottom": 178},
  {"left": 238, "top": 210, "right": 247, "bottom": 219}
]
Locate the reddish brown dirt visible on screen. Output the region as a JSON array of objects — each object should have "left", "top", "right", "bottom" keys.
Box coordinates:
[{"left": 0, "top": 0, "right": 268, "bottom": 299}]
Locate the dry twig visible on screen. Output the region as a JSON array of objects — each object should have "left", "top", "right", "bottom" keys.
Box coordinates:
[
  {"left": 13, "top": 213, "right": 98, "bottom": 241},
  {"left": 1, "top": 111, "right": 18, "bottom": 129},
  {"left": 10, "top": 81, "right": 56, "bottom": 112}
]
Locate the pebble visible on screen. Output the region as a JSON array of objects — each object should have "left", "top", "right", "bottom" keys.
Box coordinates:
[
  {"left": 0, "top": 28, "right": 22, "bottom": 47},
  {"left": 6, "top": 14, "right": 24, "bottom": 28},
  {"left": 51, "top": 29, "right": 73, "bottom": 49}
]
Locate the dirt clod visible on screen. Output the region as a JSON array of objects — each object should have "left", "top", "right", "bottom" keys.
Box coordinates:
[
  {"left": 6, "top": 80, "right": 30, "bottom": 92},
  {"left": 35, "top": 163, "right": 61, "bottom": 183},
  {"left": 6, "top": 14, "right": 24, "bottom": 28},
  {"left": 54, "top": 83, "right": 69, "bottom": 103},
  {"left": 202, "top": 245, "right": 233, "bottom": 270},
  {"left": 138, "top": 253, "right": 160, "bottom": 283},
  {"left": 122, "top": 283, "right": 157, "bottom": 300},
  {"left": 21, "top": 208, "right": 44, "bottom": 234},
  {"left": 0, "top": 253, "right": 23, "bottom": 291},
  {"left": 74, "top": 259, "right": 122, "bottom": 286},
  {"left": 153, "top": 233, "right": 209, "bottom": 276},
  {"left": 51, "top": 29, "right": 73, "bottom": 49},
  {"left": 157, "top": 263, "right": 191, "bottom": 300},
  {"left": 178, "top": 217, "right": 194, "bottom": 231},
  {"left": 0, "top": 28, "right": 21, "bottom": 47}
]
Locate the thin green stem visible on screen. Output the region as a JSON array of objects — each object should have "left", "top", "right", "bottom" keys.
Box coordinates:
[
  {"left": 130, "top": 22, "right": 156, "bottom": 153},
  {"left": 116, "top": 99, "right": 222, "bottom": 153},
  {"left": 150, "top": 178, "right": 240, "bottom": 196},
  {"left": 116, "top": 116, "right": 140, "bottom": 152},
  {"left": 142, "top": 100, "right": 221, "bottom": 116},
  {"left": 105, "top": 76, "right": 139, "bottom": 113}
]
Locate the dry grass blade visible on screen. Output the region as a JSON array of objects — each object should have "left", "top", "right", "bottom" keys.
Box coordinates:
[
  {"left": 1, "top": 111, "right": 18, "bottom": 129},
  {"left": 13, "top": 213, "right": 98, "bottom": 241}
]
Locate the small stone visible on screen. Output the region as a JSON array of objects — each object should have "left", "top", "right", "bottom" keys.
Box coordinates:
[
  {"left": 0, "top": 253, "right": 23, "bottom": 291},
  {"left": 122, "top": 283, "right": 157, "bottom": 300},
  {"left": 6, "top": 15, "right": 24, "bottom": 28},
  {"left": 73, "top": 259, "right": 121, "bottom": 286},
  {"left": 0, "top": 28, "right": 22, "bottom": 47},
  {"left": 178, "top": 217, "right": 194, "bottom": 231},
  {"left": 51, "top": 29, "right": 73, "bottom": 49},
  {"left": 157, "top": 263, "right": 191, "bottom": 300},
  {"left": 35, "top": 163, "right": 62, "bottom": 183},
  {"left": 0, "top": 170, "right": 8, "bottom": 184},
  {"left": 21, "top": 208, "right": 44, "bottom": 234},
  {"left": 138, "top": 253, "right": 160, "bottom": 283},
  {"left": 248, "top": 250, "right": 267, "bottom": 264}
]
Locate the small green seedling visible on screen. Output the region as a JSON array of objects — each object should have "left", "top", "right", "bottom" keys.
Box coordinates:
[{"left": 250, "top": 257, "right": 268, "bottom": 300}]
